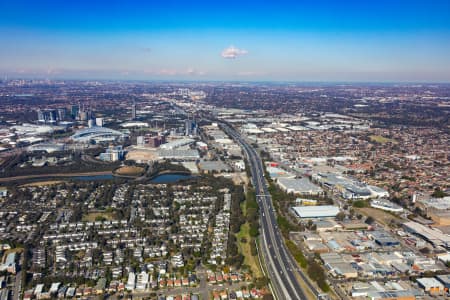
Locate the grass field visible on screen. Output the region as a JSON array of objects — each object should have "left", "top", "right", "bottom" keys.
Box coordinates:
[
  {"left": 236, "top": 199, "right": 263, "bottom": 277},
  {"left": 82, "top": 212, "right": 116, "bottom": 222},
  {"left": 357, "top": 207, "right": 402, "bottom": 226},
  {"left": 114, "top": 165, "right": 145, "bottom": 176},
  {"left": 236, "top": 222, "right": 263, "bottom": 278},
  {"left": 369, "top": 135, "right": 397, "bottom": 144}
]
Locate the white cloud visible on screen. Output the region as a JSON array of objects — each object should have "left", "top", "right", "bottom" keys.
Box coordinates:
[{"left": 221, "top": 45, "right": 248, "bottom": 59}]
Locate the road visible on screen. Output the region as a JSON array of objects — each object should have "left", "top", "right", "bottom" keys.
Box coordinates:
[{"left": 220, "top": 123, "right": 319, "bottom": 300}]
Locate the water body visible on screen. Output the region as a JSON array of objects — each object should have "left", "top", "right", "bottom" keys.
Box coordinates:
[
  {"left": 72, "top": 174, "right": 114, "bottom": 181},
  {"left": 68, "top": 172, "right": 193, "bottom": 183},
  {"left": 150, "top": 173, "right": 193, "bottom": 184}
]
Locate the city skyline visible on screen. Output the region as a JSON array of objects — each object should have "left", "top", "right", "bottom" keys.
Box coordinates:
[{"left": 1, "top": 0, "right": 450, "bottom": 82}]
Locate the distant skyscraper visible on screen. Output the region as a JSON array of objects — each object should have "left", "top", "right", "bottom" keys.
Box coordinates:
[
  {"left": 37, "top": 109, "right": 58, "bottom": 123},
  {"left": 131, "top": 101, "right": 136, "bottom": 120},
  {"left": 37, "top": 109, "right": 45, "bottom": 122},
  {"left": 185, "top": 119, "right": 193, "bottom": 136},
  {"left": 57, "top": 108, "right": 66, "bottom": 120},
  {"left": 71, "top": 105, "right": 79, "bottom": 119}
]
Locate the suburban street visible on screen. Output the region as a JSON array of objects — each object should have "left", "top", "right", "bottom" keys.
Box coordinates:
[{"left": 220, "top": 123, "right": 320, "bottom": 300}]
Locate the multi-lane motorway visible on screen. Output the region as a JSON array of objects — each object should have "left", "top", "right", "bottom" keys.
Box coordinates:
[{"left": 220, "top": 123, "right": 320, "bottom": 300}]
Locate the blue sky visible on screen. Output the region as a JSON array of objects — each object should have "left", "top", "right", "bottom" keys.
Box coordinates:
[{"left": 1, "top": 0, "right": 450, "bottom": 82}]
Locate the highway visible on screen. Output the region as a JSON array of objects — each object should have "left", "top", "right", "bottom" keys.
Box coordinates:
[{"left": 220, "top": 123, "right": 319, "bottom": 300}]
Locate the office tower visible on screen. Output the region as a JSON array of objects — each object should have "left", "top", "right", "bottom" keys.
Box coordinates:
[
  {"left": 48, "top": 110, "right": 57, "bottom": 122},
  {"left": 185, "top": 119, "right": 193, "bottom": 136},
  {"left": 57, "top": 108, "right": 66, "bottom": 120},
  {"left": 37, "top": 109, "right": 58, "bottom": 123},
  {"left": 37, "top": 109, "right": 45, "bottom": 122},
  {"left": 71, "top": 105, "right": 79, "bottom": 119},
  {"left": 131, "top": 101, "right": 136, "bottom": 120}
]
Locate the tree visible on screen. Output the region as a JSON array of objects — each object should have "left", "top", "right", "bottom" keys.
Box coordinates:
[
  {"left": 432, "top": 188, "right": 448, "bottom": 198},
  {"left": 255, "top": 277, "right": 269, "bottom": 289},
  {"left": 365, "top": 216, "right": 375, "bottom": 225},
  {"left": 336, "top": 212, "right": 346, "bottom": 221}
]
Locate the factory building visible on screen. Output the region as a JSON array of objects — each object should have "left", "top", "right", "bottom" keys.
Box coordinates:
[{"left": 277, "top": 177, "right": 324, "bottom": 195}]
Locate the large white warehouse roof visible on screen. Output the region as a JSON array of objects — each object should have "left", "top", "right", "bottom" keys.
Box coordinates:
[{"left": 292, "top": 205, "right": 340, "bottom": 219}]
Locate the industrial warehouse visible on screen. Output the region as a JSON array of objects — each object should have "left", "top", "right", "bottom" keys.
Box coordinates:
[{"left": 291, "top": 205, "right": 340, "bottom": 219}]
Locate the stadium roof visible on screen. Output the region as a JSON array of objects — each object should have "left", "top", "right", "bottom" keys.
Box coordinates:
[{"left": 71, "top": 126, "right": 127, "bottom": 142}]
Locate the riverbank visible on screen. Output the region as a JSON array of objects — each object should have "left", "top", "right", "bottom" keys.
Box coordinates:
[{"left": 0, "top": 171, "right": 113, "bottom": 183}]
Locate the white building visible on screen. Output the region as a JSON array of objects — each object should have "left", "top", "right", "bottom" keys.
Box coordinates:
[
  {"left": 277, "top": 177, "right": 324, "bottom": 195},
  {"left": 371, "top": 200, "right": 403, "bottom": 213},
  {"left": 291, "top": 205, "right": 340, "bottom": 219},
  {"left": 126, "top": 272, "right": 136, "bottom": 290},
  {"left": 95, "top": 118, "right": 104, "bottom": 127},
  {"left": 136, "top": 271, "right": 149, "bottom": 290}
]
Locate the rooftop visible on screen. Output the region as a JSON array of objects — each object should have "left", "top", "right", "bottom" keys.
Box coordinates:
[{"left": 292, "top": 205, "right": 340, "bottom": 219}]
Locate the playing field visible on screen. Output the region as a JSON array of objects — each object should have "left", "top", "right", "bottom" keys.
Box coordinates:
[{"left": 369, "top": 135, "right": 397, "bottom": 144}]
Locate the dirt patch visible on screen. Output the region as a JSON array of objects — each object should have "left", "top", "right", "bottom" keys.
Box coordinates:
[
  {"left": 21, "top": 180, "right": 65, "bottom": 187},
  {"left": 357, "top": 207, "right": 403, "bottom": 226},
  {"left": 82, "top": 212, "right": 116, "bottom": 222},
  {"left": 114, "top": 166, "right": 145, "bottom": 176}
]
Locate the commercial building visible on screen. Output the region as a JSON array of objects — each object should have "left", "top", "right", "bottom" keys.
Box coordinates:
[
  {"left": 416, "top": 197, "right": 450, "bottom": 212},
  {"left": 368, "top": 231, "right": 400, "bottom": 247},
  {"left": 136, "top": 134, "right": 166, "bottom": 148},
  {"left": 312, "top": 172, "right": 372, "bottom": 199},
  {"left": 436, "top": 274, "right": 450, "bottom": 292},
  {"left": 371, "top": 200, "right": 404, "bottom": 213},
  {"left": 198, "top": 160, "right": 232, "bottom": 173},
  {"left": 403, "top": 221, "right": 450, "bottom": 249},
  {"left": 350, "top": 281, "right": 422, "bottom": 299},
  {"left": 291, "top": 205, "right": 340, "bottom": 219},
  {"left": 416, "top": 277, "right": 445, "bottom": 295},
  {"left": 277, "top": 177, "right": 324, "bottom": 195},
  {"left": 159, "top": 138, "right": 195, "bottom": 150},
  {"left": 429, "top": 211, "right": 450, "bottom": 226},
  {"left": 28, "top": 143, "right": 65, "bottom": 153},
  {"left": 320, "top": 253, "right": 357, "bottom": 279},
  {"left": 121, "top": 121, "right": 149, "bottom": 128},
  {"left": 99, "top": 146, "right": 125, "bottom": 162},
  {"left": 157, "top": 149, "right": 200, "bottom": 160}
]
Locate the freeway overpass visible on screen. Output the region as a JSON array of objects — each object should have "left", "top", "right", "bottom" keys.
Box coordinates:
[{"left": 220, "top": 123, "right": 321, "bottom": 300}]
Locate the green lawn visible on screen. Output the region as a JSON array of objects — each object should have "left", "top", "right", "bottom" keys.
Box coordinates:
[
  {"left": 369, "top": 135, "right": 397, "bottom": 144},
  {"left": 236, "top": 222, "right": 263, "bottom": 278}
]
